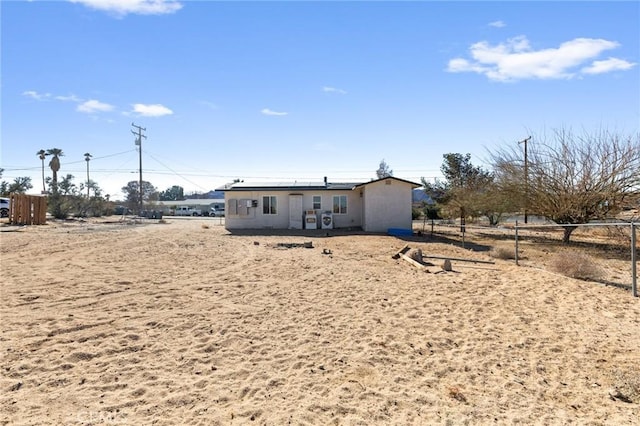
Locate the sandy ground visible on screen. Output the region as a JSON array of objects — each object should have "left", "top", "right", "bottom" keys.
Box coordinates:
[{"left": 1, "top": 217, "right": 639, "bottom": 425}]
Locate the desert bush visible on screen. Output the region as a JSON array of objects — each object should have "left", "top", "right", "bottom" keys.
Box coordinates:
[
  {"left": 549, "top": 251, "right": 605, "bottom": 281},
  {"left": 490, "top": 245, "right": 516, "bottom": 260}
]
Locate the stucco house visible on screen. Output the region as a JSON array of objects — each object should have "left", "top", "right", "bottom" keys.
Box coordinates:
[{"left": 221, "top": 176, "right": 420, "bottom": 232}]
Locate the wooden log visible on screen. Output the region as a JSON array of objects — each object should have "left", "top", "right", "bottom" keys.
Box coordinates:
[
  {"left": 442, "top": 259, "right": 453, "bottom": 271},
  {"left": 392, "top": 244, "right": 410, "bottom": 259},
  {"left": 410, "top": 248, "right": 423, "bottom": 262},
  {"left": 400, "top": 253, "right": 429, "bottom": 271},
  {"left": 423, "top": 254, "right": 495, "bottom": 265}
]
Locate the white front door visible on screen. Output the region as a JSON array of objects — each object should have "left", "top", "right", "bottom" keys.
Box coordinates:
[{"left": 289, "top": 195, "right": 303, "bottom": 229}]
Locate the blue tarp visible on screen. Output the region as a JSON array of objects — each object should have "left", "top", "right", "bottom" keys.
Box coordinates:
[{"left": 387, "top": 228, "right": 413, "bottom": 236}]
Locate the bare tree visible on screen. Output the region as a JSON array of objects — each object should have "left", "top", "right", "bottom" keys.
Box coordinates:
[{"left": 490, "top": 128, "right": 640, "bottom": 243}]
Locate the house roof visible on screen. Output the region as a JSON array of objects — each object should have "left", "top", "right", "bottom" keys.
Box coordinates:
[
  {"left": 220, "top": 176, "right": 422, "bottom": 192},
  {"left": 221, "top": 181, "right": 361, "bottom": 191},
  {"left": 353, "top": 176, "right": 422, "bottom": 189}
]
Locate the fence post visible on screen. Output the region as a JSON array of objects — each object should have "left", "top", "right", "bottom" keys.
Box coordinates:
[
  {"left": 632, "top": 222, "right": 637, "bottom": 298},
  {"left": 515, "top": 220, "right": 519, "bottom": 266}
]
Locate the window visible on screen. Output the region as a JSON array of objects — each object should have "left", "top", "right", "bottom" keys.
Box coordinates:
[
  {"left": 263, "top": 196, "right": 277, "bottom": 215},
  {"left": 332, "top": 195, "right": 347, "bottom": 214},
  {"left": 228, "top": 199, "right": 238, "bottom": 215},
  {"left": 312, "top": 195, "right": 321, "bottom": 210}
]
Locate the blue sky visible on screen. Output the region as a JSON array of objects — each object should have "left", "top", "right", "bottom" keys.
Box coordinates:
[{"left": 2, "top": 0, "right": 638, "bottom": 200}]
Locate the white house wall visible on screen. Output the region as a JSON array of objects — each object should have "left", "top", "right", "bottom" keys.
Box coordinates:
[
  {"left": 362, "top": 179, "right": 413, "bottom": 232},
  {"left": 224, "top": 190, "right": 363, "bottom": 230},
  {"left": 330, "top": 190, "right": 363, "bottom": 229}
]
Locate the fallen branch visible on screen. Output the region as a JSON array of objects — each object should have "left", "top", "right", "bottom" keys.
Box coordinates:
[
  {"left": 400, "top": 253, "right": 429, "bottom": 271},
  {"left": 392, "top": 244, "right": 410, "bottom": 259}
]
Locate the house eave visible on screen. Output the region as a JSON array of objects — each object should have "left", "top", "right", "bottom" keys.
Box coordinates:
[{"left": 352, "top": 176, "right": 422, "bottom": 189}]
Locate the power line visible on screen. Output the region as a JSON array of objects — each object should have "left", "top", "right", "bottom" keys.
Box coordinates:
[
  {"left": 143, "top": 150, "right": 210, "bottom": 192},
  {"left": 61, "top": 149, "right": 137, "bottom": 166}
]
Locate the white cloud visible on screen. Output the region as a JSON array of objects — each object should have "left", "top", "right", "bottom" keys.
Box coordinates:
[
  {"left": 132, "top": 103, "right": 173, "bottom": 117},
  {"left": 447, "top": 58, "right": 487, "bottom": 74},
  {"left": 447, "top": 36, "right": 631, "bottom": 81},
  {"left": 69, "top": 0, "right": 183, "bottom": 17},
  {"left": 199, "top": 100, "right": 219, "bottom": 110},
  {"left": 261, "top": 108, "right": 288, "bottom": 116},
  {"left": 322, "top": 86, "right": 347, "bottom": 95},
  {"left": 22, "top": 90, "right": 51, "bottom": 101},
  {"left": 55, "top": 94, "right": 82, "bottom": 102},
  {"left": 582, "top": 57, "right": 636, "bottom": 74},
  {"left": 489, "top": 20, "right": 506, "bottom": 28},
  {"left": 77, "top": 99, "right": 115, "bottom": 113}
]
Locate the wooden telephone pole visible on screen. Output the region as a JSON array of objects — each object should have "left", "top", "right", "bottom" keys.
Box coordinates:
[{"left": 131, "top": 123, "right": 147, "bottom": 213}]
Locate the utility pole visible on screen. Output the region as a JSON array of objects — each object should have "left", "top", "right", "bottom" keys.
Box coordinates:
[
  {"left": 518, "top": 136, "right": 531, "bottom": 224},
  {"left": 84, "top": 153, "right": 92, "bottom": 198},
  {"left": 131, "top": 123, "right": 147, "bottom": 213}
]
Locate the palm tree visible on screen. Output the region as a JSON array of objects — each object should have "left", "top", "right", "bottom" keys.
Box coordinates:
[
  {"left": 46, "top": 148, "right": 63, "bottom": 193},
  {"left": 36, "top": 149, "right": 48, "bottom": 194},
  {"left": 84, "top": 152, "right": 92, "bottom": 197}
]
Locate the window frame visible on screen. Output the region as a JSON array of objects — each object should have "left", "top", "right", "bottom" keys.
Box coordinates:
[
  {"left": 312, "top": 195, "right": 321, "bottom": 210},
  {"left": 262, "top": 195, "right": 277, "bottom": 215},
  {"left": 332, "top": 195, "right": 347, "bottom": 215}
]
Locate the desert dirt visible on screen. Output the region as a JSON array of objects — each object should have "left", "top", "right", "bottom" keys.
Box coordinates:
[{"left": 1, "top": 217, "right": 639, "bottom": 425}]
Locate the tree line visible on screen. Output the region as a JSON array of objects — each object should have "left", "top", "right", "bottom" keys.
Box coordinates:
[
  {"left": 0, "top": 148, "right": 191, "bottom": 219},
  {"left": 416, "top": 128, "right": 640, "bottom": 243}
]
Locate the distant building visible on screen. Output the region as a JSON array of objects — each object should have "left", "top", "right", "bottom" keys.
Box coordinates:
[{"left": 156, "top": 198, "right": 225, "bottom": 216}]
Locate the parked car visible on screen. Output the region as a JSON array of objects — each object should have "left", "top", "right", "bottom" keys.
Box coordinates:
[
  {"left": 0, "top": 197, "right": 9, "bottom": 218},
  {"left": 210, "top": 206, "right": 225, "bottom": 217},
  {"left": 174, "top": 206, "right": 202, "bottom": 216}
]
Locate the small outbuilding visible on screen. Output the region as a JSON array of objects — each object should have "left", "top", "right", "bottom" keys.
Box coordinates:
[{"left": 221, "top": 176, "right": 420, "bottom": 233}]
